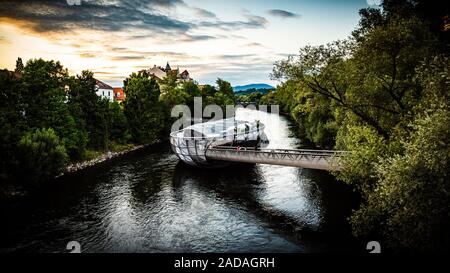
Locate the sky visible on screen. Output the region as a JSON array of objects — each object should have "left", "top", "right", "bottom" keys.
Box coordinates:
[{"left": 0, "top": 0, "right": 378, "bottom": 87}]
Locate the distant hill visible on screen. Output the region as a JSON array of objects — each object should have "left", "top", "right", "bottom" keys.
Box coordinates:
[
  {"left": 233, "top": 83, "right": 274, "bottom": 92},
  {"left": 234, "top": 89, "right": 271, "bottom": 96}
]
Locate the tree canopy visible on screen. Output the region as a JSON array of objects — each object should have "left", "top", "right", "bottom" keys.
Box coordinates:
[{"left": 263, "top": 0, "right": 450, "bottom": 251}]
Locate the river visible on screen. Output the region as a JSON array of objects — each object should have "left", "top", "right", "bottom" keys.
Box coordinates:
[{"left": 0, "top": 108, "right": 360, "bottom": 253}]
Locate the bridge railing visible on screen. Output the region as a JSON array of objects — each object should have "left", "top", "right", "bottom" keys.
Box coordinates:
[
  {"left": 205, "top": 146, "right": 347, "bottom": 170},
  {"left": 209, "top": 146, "right": 347, "bottom": 156}
]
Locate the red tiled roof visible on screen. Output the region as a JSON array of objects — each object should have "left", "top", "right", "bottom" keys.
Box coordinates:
[{"left": 96, "top": 79, "right": 113, "bottom": 89}]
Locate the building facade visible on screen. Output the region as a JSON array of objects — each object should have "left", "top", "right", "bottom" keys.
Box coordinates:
[
  {"left": 113, "top": 87, "right": 125, "bottom": 103},
  {"left": 95, "top": 79, "right": 114, "bottom": 101},
  {"left": 147, "top": 62, "right": 192, "bottom": 83}
]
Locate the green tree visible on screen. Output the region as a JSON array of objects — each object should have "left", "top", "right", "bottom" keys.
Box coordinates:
[
  {"left": 123, "top": 74, "right": 164, "bottom": 143},
  {"left": 160, "top": 87, "right": 189, "bottom": 108},
  {"left": 344, "top": 54, "right": 450, "bottom": 251},
  {"left": 180, "top": 81, "right": 202, "bottom": 109},
  {"left": 351, "top": 107, "right": 450, "bottom": 251},
  {"left": 108, "top": 101, "right": 130, "bottom": 144},
  {"left": 0, "top": 69, "right": 27, "bottom": 183},
  {"left": 216, "top": 78, "right": 234, "bottom": 97},
  {"left": 21, "top": 59, "right": 69, "bottom": 129},
  {"left": 201, "top": 84, "right": 216, "bottom": 97},
  {"left": 269, "top": 1, "right": 448, "bottom": 251},
  {"left": 158, "top": 71, "right": 178, "bottom": 92},
  {"left": 68, "top": 70, "right": 108, "bottom": 151},
  {"left": 273, "top": 16, "right": 437, "bottom": 138},
  {"left": 259, "top": 90, "right": 277, "bottom": 105},
  {"left": 181, "top": 81, "right": 201, "bottom": 98},
  {"left": 17, "top": 128, "right": 68, "bottom": 186},
  {"left": 15, "top": 57, "right": 24, "bottom": 73},
  {"left": 213, "top": 78, "right": 235, "bottom": 108},
  {"left": 20, "top": 59, "right": 88, "bottom": 160},
  {"left": 201, "top": 84, "right": 217, "bottom": 106}
]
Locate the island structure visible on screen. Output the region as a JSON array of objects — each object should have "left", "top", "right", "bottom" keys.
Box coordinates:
[{"left": 170, "top": 118, "right": 268, "bottom": 167}]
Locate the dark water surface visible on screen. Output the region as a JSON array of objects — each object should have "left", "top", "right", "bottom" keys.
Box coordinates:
[{"left": 0, "top": 109, "right": 360, "bottom": 253}]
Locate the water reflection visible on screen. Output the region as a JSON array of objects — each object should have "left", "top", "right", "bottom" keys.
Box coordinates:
[{"left": 0, "top": 109, "right": 359, "bottom": 253}]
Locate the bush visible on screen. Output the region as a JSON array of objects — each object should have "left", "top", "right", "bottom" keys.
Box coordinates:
[
  {"left": 351, "top": 108, "right": 450, "bottom": 251},
  {"left": 17, "top": 128, "right": 68, "bottom": 185},
  {"left": 82, "top": 149, "right": 103, "bottom": 161}
]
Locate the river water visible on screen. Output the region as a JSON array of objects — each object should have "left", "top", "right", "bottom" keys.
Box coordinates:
[{"left": 0, "top": 109, "right": 360, "bottom": 253}]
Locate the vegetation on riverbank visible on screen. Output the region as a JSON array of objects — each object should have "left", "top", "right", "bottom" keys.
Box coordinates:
[
  {"left": 235, "top": 90, "right": 266, "bottom": 105},
  {"left": 0, "top": 62, "right": 235, "bottom": 189},
  {"left": 261, "top": 0, "right": 449, "bottom": 251}
]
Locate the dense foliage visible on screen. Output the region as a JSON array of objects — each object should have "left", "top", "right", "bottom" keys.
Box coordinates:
[
  {"left": 17, "top": 128, "right": 68, "bottom": 186},
  {"left": 0, "top": 59, "right": 235, "bottom": 187},
  {"left": 262, "top": 0, "right": 449, "bottom": 251},
  {"left": 123, "top": 72, "right": 165, "bottom": 144},
  {"left": 236, "top": 91, "right": 266, "bottom": 105},
  {"left": 158, "top": 74, "right": 235, "bottom": 119}
]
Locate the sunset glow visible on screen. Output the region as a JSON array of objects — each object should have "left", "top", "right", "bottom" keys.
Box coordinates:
[{"left": 0, "top": 0, "right": 369, "bottom": 86}]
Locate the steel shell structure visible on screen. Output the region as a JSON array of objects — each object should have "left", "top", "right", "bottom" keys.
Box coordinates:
[{"left": 170, "top": 118, "right": 267, "bottom": 167}]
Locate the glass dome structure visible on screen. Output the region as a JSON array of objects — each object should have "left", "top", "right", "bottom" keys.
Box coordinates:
[{"left": 170, "top": 118, "right": 268, "bottom": 167}]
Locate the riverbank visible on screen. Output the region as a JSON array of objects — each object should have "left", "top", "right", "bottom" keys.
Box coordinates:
[
  {"left": 0, "top": 139, "right": 163, "bottom": 202},
  {"left": 61, "top": 140, "right": 161, "bottom": 176}
]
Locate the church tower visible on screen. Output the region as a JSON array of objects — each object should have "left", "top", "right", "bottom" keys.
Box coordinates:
[{"left": 165, "top": 62, "right": 171, "bottom": 71}]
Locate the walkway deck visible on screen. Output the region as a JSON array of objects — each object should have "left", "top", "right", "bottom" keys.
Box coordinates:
[{"left": 205, "top": 146, "right": 345, "bottom": 171}]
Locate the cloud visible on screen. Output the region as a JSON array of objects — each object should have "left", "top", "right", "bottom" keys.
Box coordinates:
[
  {"left": 79, "top": 52, "right": 97, "bottom": 58},
  {"left": 109, "top": 55, "right": 146, "bottom": 61},
  {"left": 267, "top": 9, "right": 300, "bottom": 19},
  {"left": 0, "top": 0, "right": 281, "bottom": 86},
  {"left": 0, "top": 0, "right": 265, "bottom": 45},
  {"left": 244, "top": 42, "right": 265, "bottom": 48},
  {"left": 199, "top": 14, "right": 268, "bottom": 30},
  {"left": 76, "top": 47, "right": 200, "bottom": 63},
  {"left": 179, "top": 34, "right": 217, "bottom": 42},
  {"left": 150, "top": 0, "right": 185, "bottom": 7},
  {"left": 0, "top": 0, "right": 191, "bottom": 34},
  {"left": 217, "top": 54, "right": 258, "bottom": 60},
  {"left": 0, "top": 35, "right": 8, "bottom": 44},
  {"left": 192, "top": 7, "right": 217, "bottom": 18},
  {"left": 104, "top": 47, "right": 192, "bottom": 59}
]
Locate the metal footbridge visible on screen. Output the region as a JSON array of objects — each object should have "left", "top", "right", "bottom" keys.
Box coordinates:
[
  {"left": 205, "top": 146, "right": 344, "bottom": 171},
  {"left": 170, "top": 118, "right": 345, "bottom": 170}
]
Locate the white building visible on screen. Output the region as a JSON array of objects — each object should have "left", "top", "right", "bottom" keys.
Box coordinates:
[
  {"left": 95, "top": 79, "right": 114, "bottom": 101},
  {"left": 148, "top": 65, "right": 167, "bottom": 80}
]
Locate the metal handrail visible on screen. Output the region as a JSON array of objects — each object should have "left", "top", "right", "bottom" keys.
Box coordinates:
[
  {"left": 209, "top": 146, "right": 347, "bottom": 155},
  {"left": 169, "top": 123, "right": 265, "bottom": 139}
]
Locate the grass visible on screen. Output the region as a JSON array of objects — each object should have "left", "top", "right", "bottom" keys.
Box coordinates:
[
  {"left": 82, "top": 150, "right": 103, "bottom": 161},
  {"left": 110, "top": 142, "right": 135, "bottom": 152},
  {"left": 79, "top": 143, "right": 136, "bottom": 162}
]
